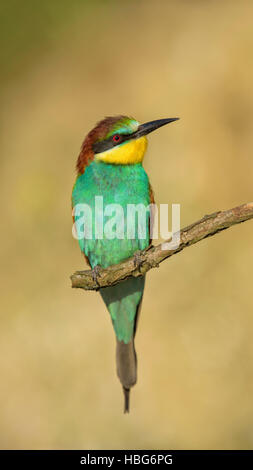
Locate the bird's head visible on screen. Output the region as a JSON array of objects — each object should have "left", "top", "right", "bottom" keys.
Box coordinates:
[{"left": 76, "top": 115, "right": 179, "bottom": 174}]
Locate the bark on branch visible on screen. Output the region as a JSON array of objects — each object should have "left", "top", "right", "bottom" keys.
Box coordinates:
[{"left": 70, "top": 202, "right": 253, "bottom": 291}]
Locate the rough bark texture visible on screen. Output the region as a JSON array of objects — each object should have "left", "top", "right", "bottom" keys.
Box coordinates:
[{"left": 70, "top": 202, "right": 253, "bottom": 291}]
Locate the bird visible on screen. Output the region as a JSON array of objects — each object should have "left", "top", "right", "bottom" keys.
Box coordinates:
[{"left": 72, "top": 115, "right": 178, "bottom": 412}]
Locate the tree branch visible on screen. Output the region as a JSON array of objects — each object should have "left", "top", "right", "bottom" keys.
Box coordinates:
[{"left": 70, "top": 202, "right": 253, "bottom": 291}]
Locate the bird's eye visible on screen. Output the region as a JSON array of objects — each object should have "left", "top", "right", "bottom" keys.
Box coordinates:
[{"left": 113, "top": 134, "right": 121, "bottom": 143}]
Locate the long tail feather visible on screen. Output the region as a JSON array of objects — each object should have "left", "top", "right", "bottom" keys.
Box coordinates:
[{"left": 116, "top": 338, "right": 137, "bottom": 413}]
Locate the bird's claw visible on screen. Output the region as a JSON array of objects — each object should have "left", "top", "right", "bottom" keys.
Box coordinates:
[
  {"left": 133, "top": 250, "right": 145, "bottom": 273},
  {"left": 92, "top": 264, "right": 102, "bottom": 288}
]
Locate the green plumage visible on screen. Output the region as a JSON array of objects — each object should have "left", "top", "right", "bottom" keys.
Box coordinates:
[
  {"left": 72, "top": 161, "right": 150, "bottom": 343},
  {"left": 72, "top": 114, "right": 178, "bottom": 412}
]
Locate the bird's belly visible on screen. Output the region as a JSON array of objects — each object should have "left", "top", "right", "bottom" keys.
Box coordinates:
[{"left": 84, "top": 191, "right": 149, "bottom": 268}]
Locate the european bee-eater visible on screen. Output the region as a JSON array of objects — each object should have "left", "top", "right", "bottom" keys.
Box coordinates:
[{"left": 72, "top": 115, "right": 178, "bottom": 412}]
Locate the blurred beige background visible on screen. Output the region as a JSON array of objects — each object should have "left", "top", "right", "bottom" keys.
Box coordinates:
[{"left": 1, "top": 0, "right": 253, "bottom": 449}]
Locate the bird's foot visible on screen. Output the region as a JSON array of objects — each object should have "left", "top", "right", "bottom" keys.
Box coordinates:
[
  {"left": 92, "top": 264, "right": 102, "bottom": 289},
  {"left": 133, "top": 250, "right": 145, "bottom": 273}
]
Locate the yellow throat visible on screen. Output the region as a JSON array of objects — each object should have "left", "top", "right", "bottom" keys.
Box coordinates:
[{"left": 95, "top": 136, "right": 148, "bottom": 165}]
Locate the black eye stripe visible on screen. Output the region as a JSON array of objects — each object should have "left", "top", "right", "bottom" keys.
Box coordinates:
[{"left": 93, "top": 133, "right": 132, "bottom": 154}]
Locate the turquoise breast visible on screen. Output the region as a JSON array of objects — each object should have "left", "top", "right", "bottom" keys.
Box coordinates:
[{"left": 72, "top": 161, "right": 150, "bottom": 268}]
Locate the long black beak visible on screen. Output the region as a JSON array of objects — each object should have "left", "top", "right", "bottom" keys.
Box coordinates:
[{"left": 133, "top": 118, "right": 179, "bottom": 139}]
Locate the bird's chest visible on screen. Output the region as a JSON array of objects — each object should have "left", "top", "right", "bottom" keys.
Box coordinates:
[
  {"left": 72, "top": 162, "right": 150, "bottom": 267},
  {"left": 76, "top": 162, "right": 149, "bottom": 208}
]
